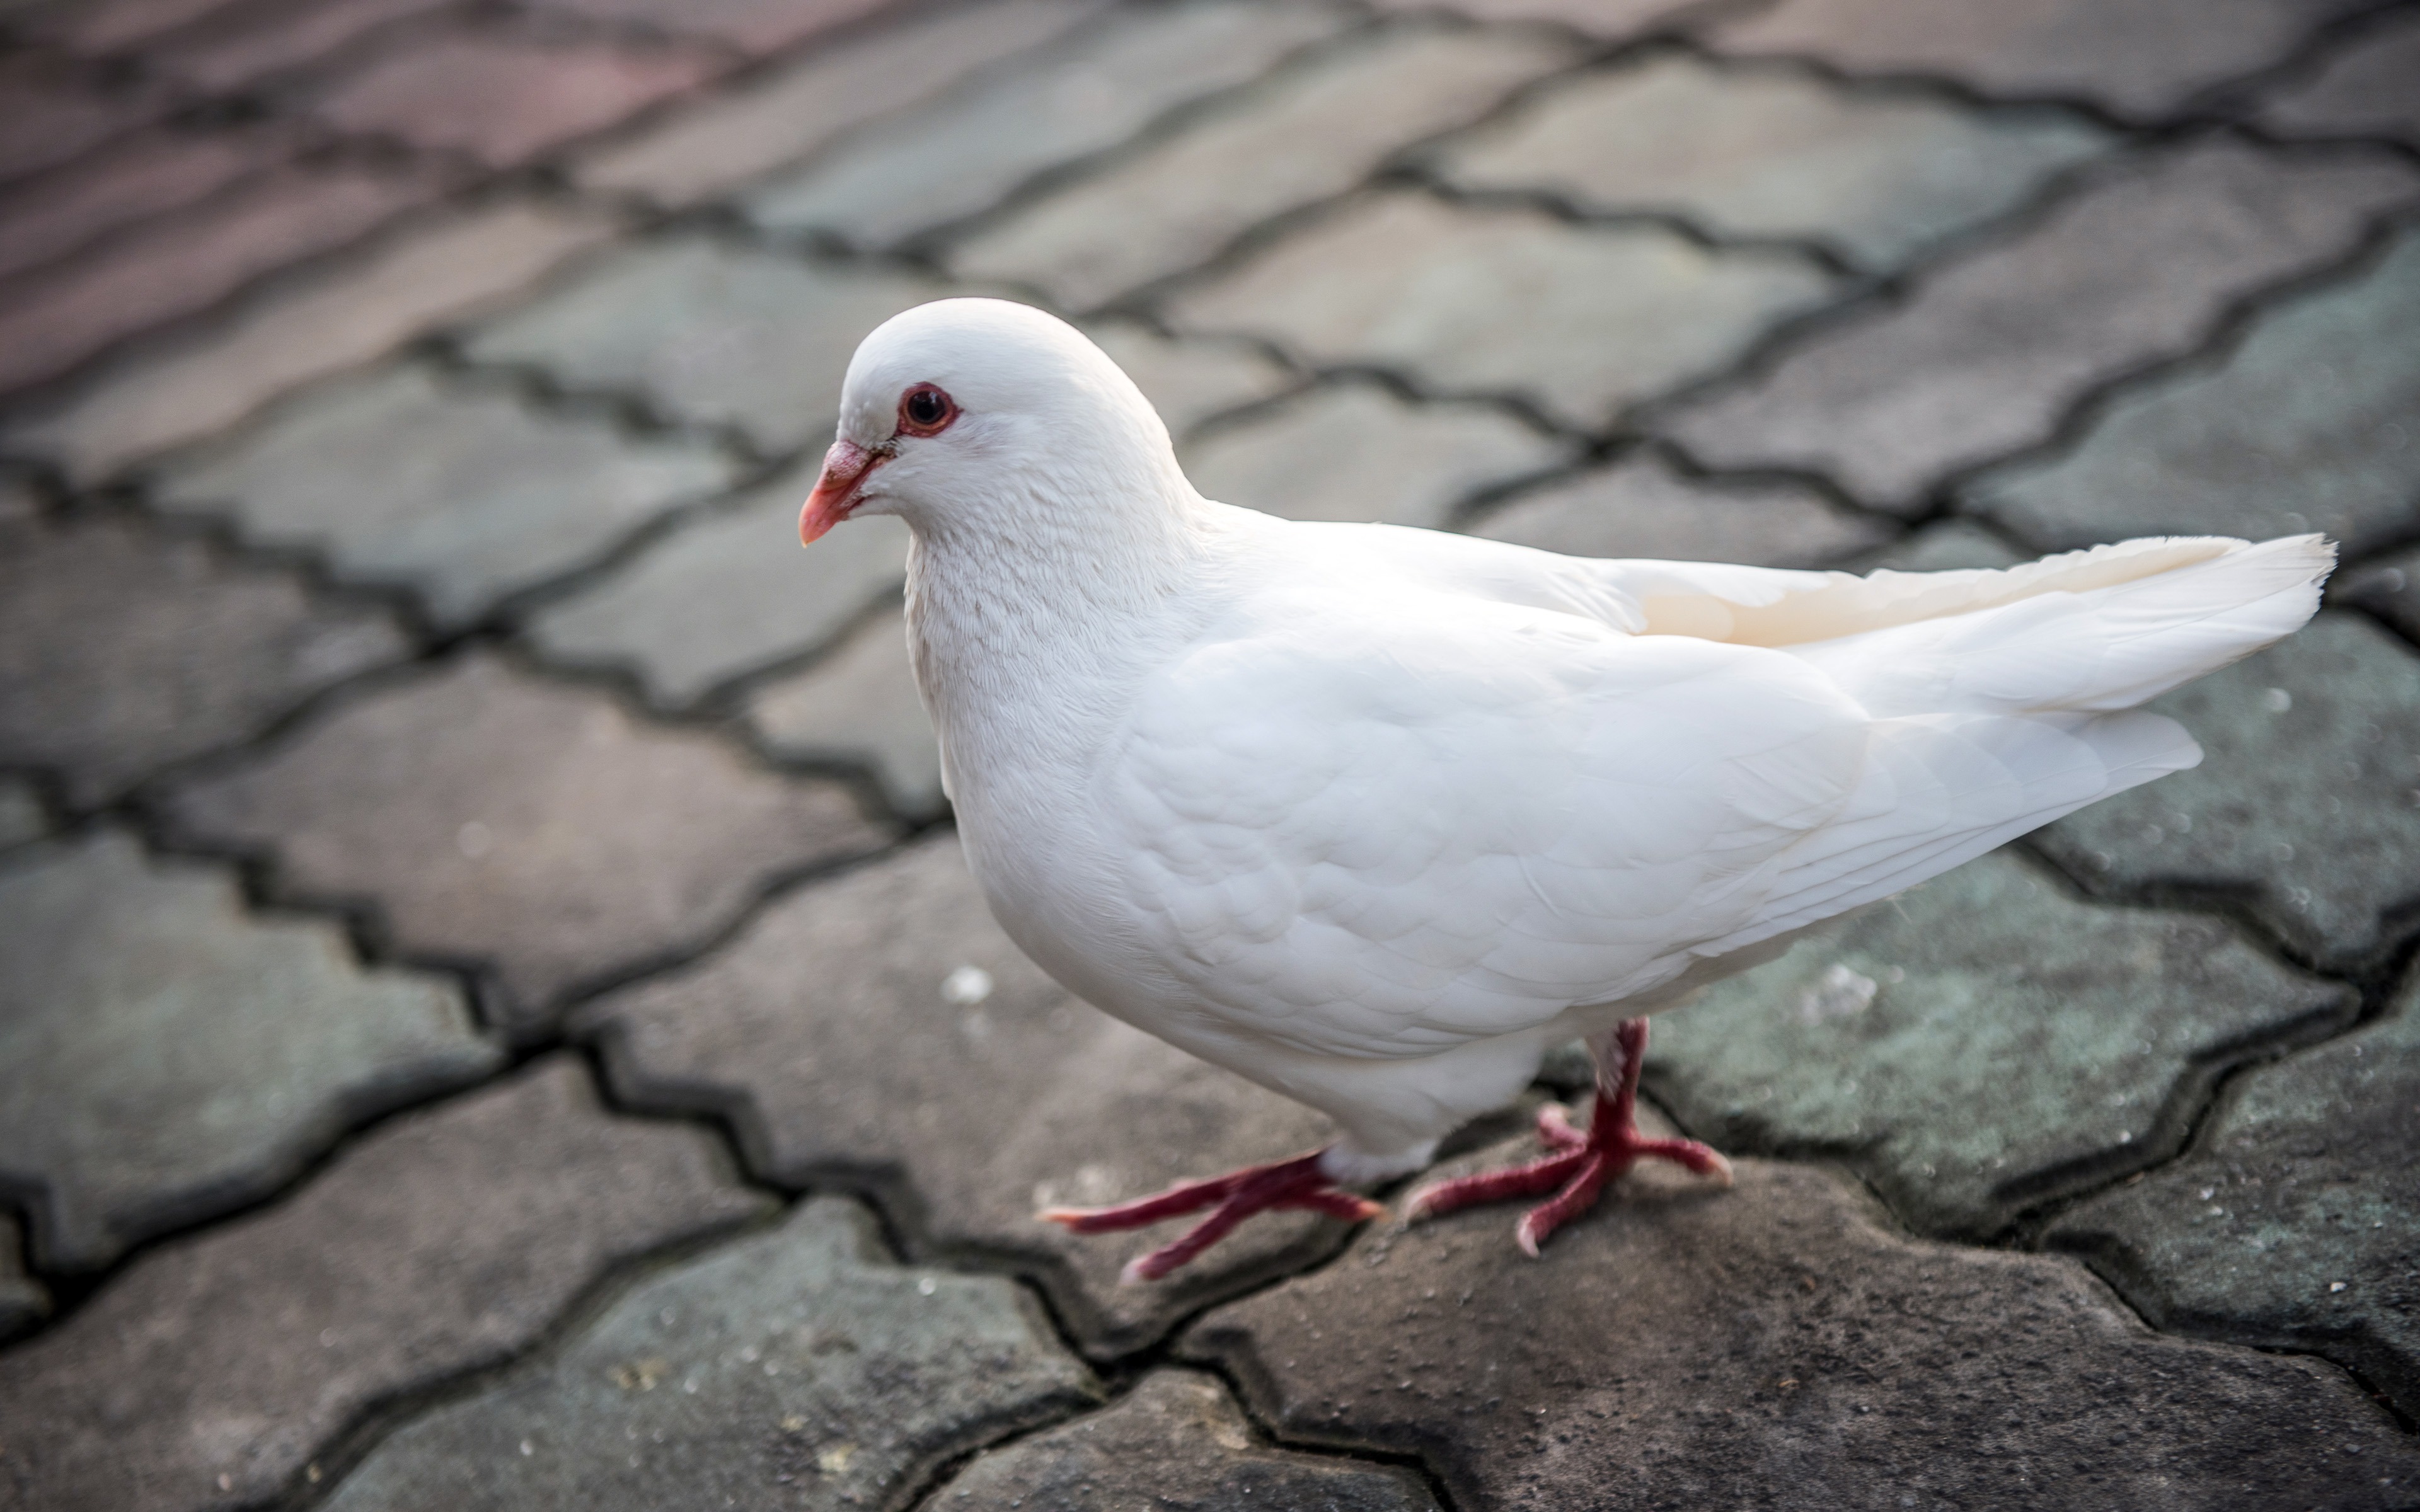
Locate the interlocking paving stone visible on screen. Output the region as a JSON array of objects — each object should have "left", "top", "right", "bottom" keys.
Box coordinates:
[
  {"left": 27, "top": 0, "right": 245, "bottom": 54},
  {"left": 1172, "top": 190, "right": 1838, "bottom": 430},
  {"left": 0, "top": 154, "right": 458, "bottom": 394},
  {"left": 1968, "top": 222, "right": 2420, "bottom": 557},
  {"left": 0, "top": 55, "right": 173, "bottom": 183},
  {"left": 1181, "top": 381, "right": 1574, "bottom": 529},
  {"left": 0, "top": 122, "right": 291, "bottom": 283},
  {"left": 0, "top": 776, "right": 47, "bottom": 850},
  {"left": 572, "top": 0, "right": 1099, "bottom": 206},
  {"left": 1087, "top": 319, "right": 1296, "bottom": 438},
  {"left": 579, "top": 833, "right": 1342, "bottom": 1356},
  {"left": 1433, "top": 54, "right": 2108, "bottom": 273},
  {"left": 938, "top": 1369, "right": 1439, "bottom": 1511},
  {"left": 163, "top": 653, "right": 885, "bottom": 1029},
  {"left": 0, "top": 514, "right": 408, "bottom": 805},
  {"left": 153, "top": 364, "right": 737, "bottom": 630},
  {"left": 2050, "top": 977, "right": 2420, "bottom": 1416},
  {"left": 1368, "top": 0, "right": 1691, "bottom": 32},
  {"left": 460, "top": 236, "right": 948, "bottom": 455},
  {"left": 2258, "top": 9, "right": 2420, "bottom": 147},
  {"left": 1641, "top": 849, "right": 2351, "bottom": 1240},
  {"left": 297, "top": 25, "right": 724, "bottom": 169},
  {"left": 0, "top": 1058, "right": 773, "bottom": 1512},
  {"left": 1707, "top": 0, "right": 2376, "bottom": 120},
  {"left": 1660, "top": 139, "right": 2419, "bottom": 513},
  {"left": 1183, "top": 1149, "right": 2420, "bottom": 1510},
  {"left": 2342, "top": 544, "right": 2419, "bottom": 643},
  {"left": 741, "top": 1, "right": 1351, "bottom": 249},
  {"left": 532, "top": 0, "right": 892, "bottom": 54},
  {"left": 1857, "top": 515, "right": 2024, "bottom": 572},
  {"left": 1471, "top": 450, "right": 1893, "bottom": 565},
  {"left": 2035, "top": 612, "right": 2420, "bottom": 970},
  {"left": 527, "top": 457, "right": 912, "bottom": 709},
  {"left": 320, "top": 1198, "right": 1099, "bottom": 1512},
  {"left": 744, "top": 597, "right": 942, "bottom": 820},
  {"left": 0, "top": 1213, "right": 45, "bottom": 1343},
  {"left": 142, "top": 0, "right": 456, "bottom": 92},
  {"left": 3, "top": 200, "right": 615, "bottom": 483},
  {"left": 0, "top": 827, "right": 500, "bottom": 1271},
  {"left": 950, "top": 25, "right": 1577, "bottom": 310}
]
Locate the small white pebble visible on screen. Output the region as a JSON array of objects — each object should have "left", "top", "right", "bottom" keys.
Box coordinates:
[
  {"left": 2263, "top": 687, "right": 2293, "bottom": 714},
  {"left": 519, "top": 1440, "right": 534, "bottom": 1457},
  {"left": 2332, "top": 1281, "right": 2349, "bottom": 1293},
  {"left": 917, "top": 1276, "right": 938, "bottom": 1297},
  {"left": 942, "top": 965, "right": 994, "bottom": 1007}
]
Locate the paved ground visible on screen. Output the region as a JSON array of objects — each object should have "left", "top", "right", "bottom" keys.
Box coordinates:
[{"left": 1, "top": 0, "right": 2416, "bottom": 1508}]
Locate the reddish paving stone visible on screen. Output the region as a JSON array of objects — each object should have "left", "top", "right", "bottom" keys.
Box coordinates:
[
  {"left": 1368, "top": 0, "right": 1694, "bottom": 32},
  {"left": 578, "top": 833, "right": 1343, "bottom": 1356},
  {"left": 2341, "top": 544, "right": 2420, "bottom": 643},
  {"left": 572, "top": 0, "right": 1098, "bottom": 207},
  {"left": 0, "top": 513, "right": 408, "bottom": 806},
  {"left": 938, "top": 1370, "right": 1438, "bottom": 1511},
  {"left": 300, "top": 24, "right": 725, "bottom": 169},
  {"left": 0, "top": 1058, "right": 773, "bottom": 1512},
  {"left": 0, "top": 122, "right": 291, "bottom": 284},
  {"left": 1707, "top": 0, "right": 2375, "bottom": 121},
  {"left": 3, "top": 200, "right": 616, "bottom": 483},
  {"left": 533, "top": 0, "right": 896, "bottom": 54},
  {"left": 2258, "top": 9, "right": 2420, "bottom": 147},
  {"left": 1659, "top": 139, "right": 2419, "bottom": 513},
  {"left": 144, "top": 0, "right": 459, "bottom": 93},
  {"left": 162, "top": 653, "right": 886, "bottom": 1029},
  {"left": 1183, "top": 1149, "right": 2420, "bottom": 1510},
  {"left": 0, "top": 54, "right": 175, "bottom": 183},
  {"left": 0, "top": 828, "right": 499, "bottom": 1271},
  {"left": 0, "top": 154, "right": 459, "bottom": 394},
  {"left": 1472, "top": 450, "right": 1893, "bottom": 566},
  {"left": 23, "top": 0, "right": 248, "bottom": 53}
]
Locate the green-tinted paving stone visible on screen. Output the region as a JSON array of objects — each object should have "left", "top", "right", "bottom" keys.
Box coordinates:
[
  {"left": 1471, "top": 450, "right": 1892, "bottom": 566},
  {"left": 1432, "top": 52, "right": 2107, "bottom": 272},
  {"left": 459, "top": 238, "right": 948, "bottom": 457},
  {"left": 151, "top": 364, "right": 737, "bottom": 631},
  {"left": 2036, "top": 612, "right": 2420, "bottom": 970},
  {"left": 0, "top": 828, "right": 500, "bottom": 1271},
  {"left": 1642, "top": 849, "right": 2349, "bottom": 1240},
  {"left": 1971, "top": 226, "right": 2420, "bottom": 557},
  {"left": 745, "top": 598, "right": 943, "bottom": 822},
  {"left": 936, "top": 1369, "right": 1438, "bottom": 1511},
  {"left": 0, "top": 1213, "right": 46, "bottom": 1342},
  {"left": 2051, "top": 978, "right": 2420, "bottom": 1417},
  {"left": 2342, "top": 544, "right": 2419, "bottom": 643},
  {"left": 1168, "top": 190, "right": 1838, "bottom": 430},
  {"left": 1182, "top": 381, "right": 1574, "bottom": 529},
  {"left": 743, "top": 0, "right": 1349, "bottom": 248},
  {"left": 0, "top": 774, "right": 50, "bottom": 851},
  {"left": 321, "top": 1198, "right": 1097, "bottom": 1512}
]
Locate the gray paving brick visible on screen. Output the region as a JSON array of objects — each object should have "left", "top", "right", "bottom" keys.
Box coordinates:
[
  {"left": 1968, "top": 223, "right": 2420, "bottom": 556},
  {"left": 1471, "top": 449, "right": 1893, "bottom": 565},
  {"left": 531, "top": 0, "right": 891, "bottom": 55},
  {"left": 153, "top": 365, "right": 737, "bottom": 631},
  {"left": 163, "top": 653, "right": 885, "bottom": 1029},
  {"left": 1645, "top": 849, "right": 2350, "bottom": 1240},
  {"left": 0, "top": 776, "right": 46, "bottom": 851},
  {"left": 0, "top": 828, "right": 499, "bottom": 1271},
  {"left": 1433, "top": 53, "right": 2109, "bottom": 272},
  {"left": 1169, "top": 190, "right": 1838, "bottom": 430},
  {"left": 572, "top": 0, "right": 1100, "bottom": 206},
  {"left": 744, "top": 597, "right": 942, "bottom": 820},
  {"left": 0, "top": 1213, "right": 48, "bottom": 1343},
  {"left": 742, "top": 1, "right": 1351, "bottom": 249},
  {"left": 950, "top": 25, "right": 1577, "bottom": 309},
  {"left": 1661, "top": 139, "right": 2418, "bottom": 513},
  {"left": 938, "top": 1369, "right": 1438, "bottom": 1512},
  {"left": 143, "top": 0, "right": 455, "bottom": 93},
  {"left": 1855, "top": 517, "right": 2024, "bottom": 571},
  {"left": 2036, "top": 612, "right": 2420, "bottom": 969},
  {"left": 1182, "top": 381, "right": 1575, "bottom": 529},
  {"left": 0, "top": 515, "right": 409, "bottom": 806},
  {"left": 1088, "top": 319, "right": 1296, "bottom": 438},
  {"left": 579, "top": 833, "right": 1340, "bottom": 1356},
  {"left": 527, "top": 456, "right": 911, "bottom": 709},
  {"left": 2258, "top": 10, "right": 2420, "bottom": 147},
  {"left": 1184, "top": 1148, "right": 2420, "bottom": 1510},
  {"left": 1707, "top": 0, "right": 2375, "bottom": 120},
  {"left": 2, "top": 201, "right": 615, "bottom": 483},
  {"left": 0, "top": 121, "right": 291, "bottom": 283},
  {"left": 459, "top": 236, "right": 948, "bottom": 455},
  {"left": 321, "top": 1198, "right": 1097, "bottom": 1511},
  {"left": 0, "top": 1058, "right": 771, "bottom": 1512},
  {"left": 1368, "top": 0, "right": 1692, "bottom": 33},
  {"left": 2342, "top": 545, "right": 2419, "bottom": 643},
  {"left": 2051, "top": 978, "right": 2420, "bottom": 1416}
]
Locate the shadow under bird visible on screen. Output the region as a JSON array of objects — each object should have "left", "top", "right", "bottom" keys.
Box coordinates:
[{"left": 795, "top": 297, "right": 2332, "bottom": 1283}]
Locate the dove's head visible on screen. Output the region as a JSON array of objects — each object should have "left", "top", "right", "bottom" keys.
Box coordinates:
[{"left": 800, "top": 298, "right": 1194, "bottom": 549}]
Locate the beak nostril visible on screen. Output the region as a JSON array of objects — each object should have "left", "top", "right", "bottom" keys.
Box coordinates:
[{"left": 798, "top": 438, "right": 885, "bottom": 546}]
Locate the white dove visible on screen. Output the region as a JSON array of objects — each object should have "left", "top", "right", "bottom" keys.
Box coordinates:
[{"left": 797, "top": 297, "right": 2331, "bottom": 1281}]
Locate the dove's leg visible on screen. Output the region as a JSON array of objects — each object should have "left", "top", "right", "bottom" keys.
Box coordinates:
[
  {"left": 1403, "top": 1018, "right": 1732, "bottom": 1256},
  {"left": 1039, "top": 1150, "right": 1386, "bottom": 1283}
]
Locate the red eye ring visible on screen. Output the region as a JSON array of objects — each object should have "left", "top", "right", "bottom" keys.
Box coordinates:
[{"left": 898, "top": 382, "right": 957, "bottom": 437}]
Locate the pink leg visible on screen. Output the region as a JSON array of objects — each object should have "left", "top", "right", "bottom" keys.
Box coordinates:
[
  {"left": 1040, "top": 1150, "right": 1386, "bottom": 1283},
  {"left": 1404, "top": 1018, "right": 1732, "bottom": 1256}
]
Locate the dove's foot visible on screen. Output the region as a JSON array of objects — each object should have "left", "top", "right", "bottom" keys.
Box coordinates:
[
  {"left": 1039, "top": 1150, "right": 1386, "bottom": 1283},
  {"left": 1403, "top": 1017, "right": 1731, "bottom": 1256}
]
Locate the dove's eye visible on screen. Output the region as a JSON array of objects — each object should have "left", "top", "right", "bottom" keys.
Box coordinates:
[{"left": 899, "top": 383, "right": 957, "bottom": 437}]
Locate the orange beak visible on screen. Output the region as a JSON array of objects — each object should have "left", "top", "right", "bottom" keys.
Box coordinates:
[{"left": 799, "top": 438, "right": 887, "bottom": 545}]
